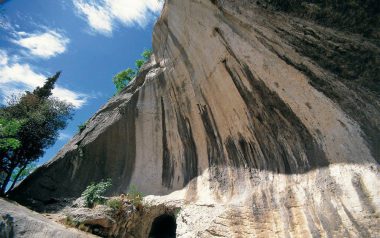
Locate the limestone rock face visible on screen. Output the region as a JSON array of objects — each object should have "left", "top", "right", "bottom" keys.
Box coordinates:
[
  {"left": 10, "top": 0, "right": 380, "bottom": 237},
  {"left": 0, "top": 199, "right": 95, "bottom": 238}
]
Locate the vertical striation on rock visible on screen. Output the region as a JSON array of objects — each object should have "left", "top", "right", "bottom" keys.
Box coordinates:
[{"left": 10, "top": 0, "right": 380, "bottom": 237}]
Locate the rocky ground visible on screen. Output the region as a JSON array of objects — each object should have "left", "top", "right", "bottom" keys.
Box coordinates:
[{"left": 0, "top": 198, "right": 95, "bottom": 238}]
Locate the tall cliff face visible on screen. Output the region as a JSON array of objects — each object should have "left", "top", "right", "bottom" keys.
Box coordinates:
[{"left": 11, "top": 0, "right": 380, "bottom": 237}]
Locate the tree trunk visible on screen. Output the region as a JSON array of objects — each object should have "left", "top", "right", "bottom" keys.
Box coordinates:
[
  {"left": 0, "top": 170, "right": 12, "bottom": 196},
  {"left": 0, "top": 160, "right": 17, "bottom": 196},
  {"left": 6, "top": 164, "right": 27, "bottom": 195}
]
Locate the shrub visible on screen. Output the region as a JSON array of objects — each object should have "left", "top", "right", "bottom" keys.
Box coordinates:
[
  {"left": 81, "top": 179, "right": 112, "bottom": 208},
  {"left": 142, "top": 49, "right": 152, "bottom": 61},
  {"left": 135, "top": 59, "right": 145, "bottom": 70},
  {"left": 63, "top": 216, "right": 79, "bottom": 227},
  {"left": 63, "top": 216, "right": 91, "bottom": 233},
  {"left": 126, "top": 185, "right": 143, "bottom": 207},
  {"left": 106, "top": 198, "right": 123, "bottom": 211},
  {"left": 78, "top": 223, "right": 90, "bottom": 232},
  {"left": 78, "top": 122, "right": 87, "bottom": 132}
]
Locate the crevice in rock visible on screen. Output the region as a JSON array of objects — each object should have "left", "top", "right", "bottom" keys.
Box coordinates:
[
  {"left": 161, "top": 97, "right": 174, "bottom": 188},
  {"left": 176, "top": 113, "right": 198, "bottom": 186}
]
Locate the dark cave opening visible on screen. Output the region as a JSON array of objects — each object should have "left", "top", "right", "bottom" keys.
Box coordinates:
[{"left": 148, "top": 214, "right": 177, "bottom": 238}]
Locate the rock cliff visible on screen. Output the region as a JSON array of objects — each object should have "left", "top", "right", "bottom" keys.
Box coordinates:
[{"left": 10, "top": 0, "right": 380, "bottom": 237}]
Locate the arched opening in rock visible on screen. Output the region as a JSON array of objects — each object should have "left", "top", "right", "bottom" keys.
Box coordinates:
[{"left": 148, "top": 214, "right": 177, "bottom": 238}]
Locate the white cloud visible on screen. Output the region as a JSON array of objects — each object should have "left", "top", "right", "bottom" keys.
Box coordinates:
[
  {"left": 0, "top": 50, "right": 87, "bottom": 108},
  {"left": 58, "top": 132, "right": 72, "bottom": 141},
  {"left": 0, "top": 50, "right": 8, "bottom": 65},
  {"left": 73, "top": 0, "right": 163, "bottom": 35},
  {"left": 12, "top": 30, "right": 69, "bottom": 59},
  {"left": 52, "top": 87, "right": 87, "bottom": 108},
  {"left": 73, "top": 1, "right": 113, "bottom": 34}
]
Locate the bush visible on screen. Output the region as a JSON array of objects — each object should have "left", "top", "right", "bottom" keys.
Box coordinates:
[
  {"left": 63, "top": 216, "right": 91, "bottom": 233},
  {"left": 81, "top": 179, "right": 112, "bottom": 208},
  {"left": 78, "top": 223, "right": 90, "bottom": 232},
  {"left": 78, "top": 122, "right": 87, "bottom": 133},
  {"left": 135, "top": 59, "right": 145, "bottom": 70},
  {"left": 106, "top": 198, "right": 123, "bottom": 211},
  {"left": 126, "top": 185, "right": 143, "bottom": 207},
  {"left": 142, "top": 49, "right": 152, "bottom": 61},
  {"left": 63, "top": 216, "right": 79, "bottom": 227}
]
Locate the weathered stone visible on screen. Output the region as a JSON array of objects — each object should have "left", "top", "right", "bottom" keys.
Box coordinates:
[
  {"left": 0, "top": 198, "right": 95, "bottom": 238},
  {"left": 9, "top": 0, "right": 380, "bottom": 237},
  {"left": 65, "top": 206, "right": 115, "bottom": 228}
]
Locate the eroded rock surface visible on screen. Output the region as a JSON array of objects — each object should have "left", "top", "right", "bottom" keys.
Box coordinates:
[
  {"left": 10, "top": 0, "right": 380, "bottom": 237},
  {"left": 59, "top": 197, "right": 179, "bottom": 238},
  {"left": 0, "top": 198, "right": 95, "bottom": 238}
]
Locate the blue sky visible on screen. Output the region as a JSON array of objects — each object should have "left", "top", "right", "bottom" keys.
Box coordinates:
[{"left": 0, "top": 0, "right": 162, "bottom": 164}]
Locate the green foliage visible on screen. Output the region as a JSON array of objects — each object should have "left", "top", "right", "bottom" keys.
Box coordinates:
[
  {"left": 126, "top": 185, "right": 143, "bottom": 207},
  {"left": 64, "top": 216, "right": 94, "bottom": 234},
  {"left": 0, "top": 72, "right": 73, "bottom": 196},
  {"left": 63, "top": 216, "right": 91, "bottom": 233},
  {"left": 142, "top": 49, "right": 152, "bottom": 61},
  {"left": 78, "top": 223, "right": 91, "bottom": 232},
  {"left": 78, "top": 120, "right": 88, "bottom": 133},
  {"left": 112, "top": 49, "right": 153, "bottom": 94},
  {"left": 63, "top": 216, "right": 80, "bottom": 227},
  {"left": 78, "top": 124, "right": 86, "bottom": 132},
  {"left": 112, "top": 68, "right": 136, "bottom": 93},
  {"left": 106, "top": 198, "right": 123, "bottom": 211},
  {"left": 82, "top": 179, "right": 112, "bottom": 208},
  {"left": 136, "top": 49, "right": 153, "bottom": 70},
  {"left": 33, "top": 72, "right": 60, "bottom": 99},
  {"left": 0, "top": 117, "right": 23, "bottom": 150},
  {"left": 135, "top": 59, "right": 145, "bottom": 70}
]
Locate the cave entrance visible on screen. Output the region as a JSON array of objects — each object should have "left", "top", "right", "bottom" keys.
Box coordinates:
[{"left": 148, "top": 214, "right": 177, "bottom": 238}]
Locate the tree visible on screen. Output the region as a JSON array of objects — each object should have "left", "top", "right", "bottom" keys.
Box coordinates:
[
  {"left": 141, "top": 49, "right": 152, "bottom": 61},
  {"left": 112, "top": 49, "right": 153, "bottom": 94},
  {"left": 0, "top": 117, "right": 23, "bottom": 186},
  {"left": 135, "top": 59, "right": 145, "bottom": 70},
  {"left": 112, "top": 68, "right": 136, "bottom": 93},
  {"left": 0, "top": 72, "right": 73, "bottom": 195},
  {"left": 9, "top": 162, "right": 36, "bottom": 191},
  {"left": 0, "top": 117, "right": 23, "bottom": 151},
  {"left": 136, "top": 49, "right": 152, "bottom": 70}
]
